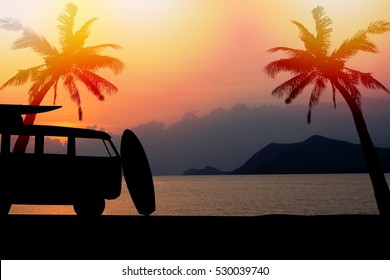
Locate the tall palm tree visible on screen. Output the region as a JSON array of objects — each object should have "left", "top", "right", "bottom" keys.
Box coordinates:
[
  {"left": 0, "top": 3, "right": 125, "bottom": 152},
  {"left": 264, "top": 6, "right": 390, "bottom": 215}
]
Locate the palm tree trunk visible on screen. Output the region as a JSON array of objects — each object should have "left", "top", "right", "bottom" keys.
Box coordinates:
[
  {"left": 12, "top": 78, "right": 57, "bottom": 153},
  {"left": 334, "top": 81, "right": 390, "bottom": 215}
]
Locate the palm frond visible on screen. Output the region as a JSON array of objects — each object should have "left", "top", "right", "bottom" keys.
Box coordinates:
[
  {"left": 12, "top": 27, "right": 57, "bottom": 56},
  {"left": 267, "top": 47, "right": 309, "bottom": 58},
  {"left": 53, "top": 79, "right": 59, "bottom": 105},
  {"left": 69, "top": 17, "right": 98, "bottom": 52},
  {"left": 27, "top": 69, "right": 56, "bottom": 102},
  {"left": 367, "top": 20, "right": 390, "bottom": 34},
  {"left": 62, "top": 74, "right": 80, "bottom": 103},
  {"left": 62, "top": 73, "right": 83, "bottom": 120},
  {"left": 307, "top": 76, "right": 326, "bottom": 123},
  {"left": 332, "top": 30, "right": 377, "bottom": 59},
  {"left": 337, "top": 73, "right": 362, "bottom": 106},
  {"left": 78, "top": 70, "right": 118, "bottom": 95},
  {"left": 308, "top": 76, "right": 326, "bottom": 108},
  {"left": 264, "top": 57, "right": 314, "bottom": 78},
  {"left": 331, "top": 83, "right": 337, "bottom": 109},
  {"left": 1, "top": 70, "right": 30, "bottom": 89},
  {"left": 74, "top": 54, "right": 125, "bottom": 75},
  {"left": 291, "top": 20, "right": 317, "bottom": 53},
  {"left": 72, "top": 69, "right": 104, "bottom": 100},
  {"left": 271, "top": 72, "right": 310, "bottom": 98},
  {"left": 285, "top": 71, "right": 318, "bottom": 104},
  {"left": 79, "top": 44, "right": 122, "bottom": 55},
  {"left": 0, "top": 17, "right": 23, "bottom": 31},
  {"left": 270, "top": 72, "right": 314, "bottom": 98},
  {"left": 72, "top": 68, "right": 120, "bottom": 101},
  {"left": 57, "top": 3, "right": 77, "bottom": 52},
  {"left": 0, "top": 65, "right": 46, "bottom": 90},
  {"left": 345, "top": 68, "right": 390, "bottom": 94},
  {"left": 312, "top": 6, "right": 333, "bottom": 55}
]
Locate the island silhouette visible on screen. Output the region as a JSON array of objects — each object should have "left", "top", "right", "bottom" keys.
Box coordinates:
[{"left": 183, "top": 135, "right": 390, "bottom": 175}]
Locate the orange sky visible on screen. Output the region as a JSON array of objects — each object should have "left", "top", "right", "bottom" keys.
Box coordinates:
[{"left": 1, "top": 0, "right": 390, "bottom": 135}]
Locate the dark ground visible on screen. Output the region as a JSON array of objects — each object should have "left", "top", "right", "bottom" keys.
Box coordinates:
[{"left": 1, "top": 214, "right": 389, "bottom": 260}]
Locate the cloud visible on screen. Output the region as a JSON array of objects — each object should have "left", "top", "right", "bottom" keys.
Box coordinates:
[
  {"left": 131, "top": 97, "right": 390, "bottom": 175},
  {"left": 35, "top": 97, "right": 389, "bottom": 176}
]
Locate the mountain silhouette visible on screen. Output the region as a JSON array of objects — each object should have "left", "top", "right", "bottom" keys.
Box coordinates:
[
  {"left": 183, "top": 166, "right": 227, "bottom": 175},
  {"left": 230, "top": 135, "right": 390, "bottom": 174}
]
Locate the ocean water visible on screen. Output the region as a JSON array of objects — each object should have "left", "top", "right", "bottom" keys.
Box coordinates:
[{"left": 10, "top": 173, "right": 389, "bottom": 216}]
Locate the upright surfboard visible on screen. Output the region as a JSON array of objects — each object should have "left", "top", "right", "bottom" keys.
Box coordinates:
[{"left": 120, "top": 129, "right": 155, "bottom": 216}]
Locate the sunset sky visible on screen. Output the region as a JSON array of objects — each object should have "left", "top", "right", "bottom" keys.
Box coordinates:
[{"left": 1, "top": 0, "right": 390, "bottom": 135}]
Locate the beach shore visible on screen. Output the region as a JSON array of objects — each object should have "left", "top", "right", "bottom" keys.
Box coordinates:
[{"left": 1, "top": 214, "right": 389, "bottom": 260}]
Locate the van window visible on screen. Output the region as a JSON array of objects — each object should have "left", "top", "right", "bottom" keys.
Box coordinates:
[
  {"left": 75, "top": 138, "right": 114, "bottom": 157},
  {"left": 5, "top": 135, "right": 67, "bottom": 155},
  {"left": 0, "top": 135, "right": 32, "bottom": 154},
  {"left": 9, "top": 135, "right": 35, "bottom": 154},
  {"left": 44, "top": 136, "right": 67, "bottom": 155}
]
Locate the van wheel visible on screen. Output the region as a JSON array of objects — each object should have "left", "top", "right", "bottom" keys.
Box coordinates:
[
  {"left": 0, "top": 198, "right": 11, "bottom": 216},
  {"left": 73, "top": 197, "right": 105, "bottom": 217}
]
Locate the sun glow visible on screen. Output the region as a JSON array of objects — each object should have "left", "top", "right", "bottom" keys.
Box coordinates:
[
  {"left": 112, "top": 0, "right": 190, "bottom": 32},
  {"left": 0, "top": 0, "right": 57, "bottom": 29},
  {"left": 1, "top": 0, "right": 389, "bottom": 134}
]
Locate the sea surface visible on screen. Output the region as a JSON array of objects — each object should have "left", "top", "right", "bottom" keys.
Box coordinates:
[{"left": 9, "top": 173, "right": 390, "bottom": 216}]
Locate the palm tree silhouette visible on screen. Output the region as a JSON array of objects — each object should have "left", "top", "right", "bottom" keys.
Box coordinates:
[
  {"left": 0, "top": 3, "right": 125, "bottom": 152},
  {"left": 264, "top": 6, "right": 390, "bottom": 215}
]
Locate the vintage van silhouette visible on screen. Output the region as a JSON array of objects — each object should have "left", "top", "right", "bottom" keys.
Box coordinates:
[{"left": 0, "top": 104, "right": 155, "bottom": 217}]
